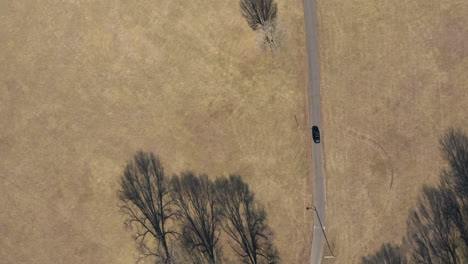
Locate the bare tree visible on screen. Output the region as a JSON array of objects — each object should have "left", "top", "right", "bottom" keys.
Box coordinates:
[
  {"left": 405, "top": 185, "right": 460, "bottom": 264},
  {"left": 215, "top": 175, "right": 279, "bottom": 264},
  {"left": 256, "top": 20, "right": 287, "bottom": 51},
  {"left": 239, "top": 0, "right": 277, "bottom": 31},
  {"left": 361, "top": 243, "right": 407, "bottom": 264},
  {"left": 118, "top": 152, "right": 177, "bottom": 264},
  {"left": 240, "top": 0, "right": 285, "bottom": 51},
  {"left": 440, "top": 128, "right": 468, "bottom": 200},
  {"left": 440, "top": 128, "right": 468, "bottom": 250},
  {"left": 170, "top": 172, "right": 222, "bottom": 264}
]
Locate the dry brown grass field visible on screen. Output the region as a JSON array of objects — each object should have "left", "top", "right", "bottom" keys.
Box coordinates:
[
  {"left": 0, "top": 0, "right": 313, "bottom": 263},
  {"left": 2, "top": 0, "right": 467, "bottom": 263},
  {"left": 318, "top": 0, "right": 467, "bottom": 263}
]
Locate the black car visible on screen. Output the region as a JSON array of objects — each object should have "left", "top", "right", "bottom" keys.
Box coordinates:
[{"left": 312, "top": 126, "right": 320, "bottom": 143}]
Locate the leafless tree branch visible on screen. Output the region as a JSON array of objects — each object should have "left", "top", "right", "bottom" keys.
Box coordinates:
[
  {"left": 215, "top": 175, "right": 279, "bottom": 264},
  {"left": 118, "top": 151, "right": 176, "bottom": 264},
  {"left": 171, "top": 172, "right": 222, "bottom": 264}
]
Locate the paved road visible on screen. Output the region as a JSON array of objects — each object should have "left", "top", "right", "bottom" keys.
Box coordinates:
[{"left": 303, "top": 0, "right": 327, "bottom": 263}]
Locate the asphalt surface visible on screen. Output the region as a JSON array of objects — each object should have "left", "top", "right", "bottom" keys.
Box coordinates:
[{"left": 303, "top": 0, "right": 327, "bottom": 263}]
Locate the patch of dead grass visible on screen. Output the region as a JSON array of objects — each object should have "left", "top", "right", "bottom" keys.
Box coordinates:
[
  {"left": 318, "top": 0, "right": 467, "bottom": 262},
  {"left": 0, "top": 0, "right": 312, "bottom": 263}
]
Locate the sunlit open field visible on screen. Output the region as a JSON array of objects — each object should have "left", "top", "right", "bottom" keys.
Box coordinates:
[
  {"left": 317, "top": 0, "right": 467, "bottom": 262},
  {"left": 3, "top": 0, "right": 465, "bottom": 263},
  {"left": 0, "top": 0, "right": 312, "bottom": 263}
]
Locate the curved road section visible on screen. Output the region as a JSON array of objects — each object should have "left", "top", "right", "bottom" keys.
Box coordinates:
[{"left": 303, "top": 0, "right": 326, "bottom": 264}]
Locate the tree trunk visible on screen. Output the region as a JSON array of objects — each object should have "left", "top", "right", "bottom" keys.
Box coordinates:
[{"left": 162, "top": 238, "right": 171, "bottom": 263}]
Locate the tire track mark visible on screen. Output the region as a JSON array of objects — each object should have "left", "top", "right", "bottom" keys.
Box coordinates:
[{"left": 346, "top": 127, "right": 395, "bottom": 189}]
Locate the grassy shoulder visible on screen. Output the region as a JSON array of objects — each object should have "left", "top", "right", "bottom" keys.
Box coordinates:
[{"left": 317, "top": 0, "right": 467, "bottom": 262}]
